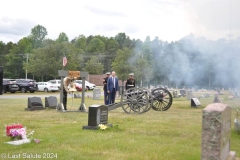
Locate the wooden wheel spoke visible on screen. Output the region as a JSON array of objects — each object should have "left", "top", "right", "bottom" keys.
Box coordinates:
[
  {"left": 151, "top": 88, "right": 173, "bottom": 111},
  {"left": 121, "top": 88, "right": 149, "bottom": 114}
]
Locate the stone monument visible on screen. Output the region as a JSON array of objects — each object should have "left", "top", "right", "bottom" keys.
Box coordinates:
[
  {"left": 92, "top": 88, "right": 101, "bottom": 100},
  {"left": 173, "top": 91, "right": 178, "bottom": 98},
  {"left": 191, "top": 98, "right": 201, "bottom": 107},
  {"left": 213, "top": 94, "right": 222, "bottom": 103},
  {"left": 45, "top": 96, "right": 58, "bottom": 109},
  {"left": 25, "top": 97, "right": 45, "bottom": 111},
  {"left": 180, "top": 89, "right": 186, "bottom": 97},
  {"left": 234, "top": 109, "right": 240, "bottom": 134},
  {"left": 201, "top": 103, "right": 236, "bottom": 160},
  {"left": 186, "top": 90, "right": 193, "bottom": 100},
  {"left": 82, "top": 104, "right": 109, "bottom": 130}
]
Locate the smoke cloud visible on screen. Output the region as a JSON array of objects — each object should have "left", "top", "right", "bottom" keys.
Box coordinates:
[{"left": 130, "top": 34, "right": 240, "bottom": 89}]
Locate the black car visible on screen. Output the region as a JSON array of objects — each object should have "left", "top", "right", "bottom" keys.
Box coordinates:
[
  {"left": 2, "top": 79, "right": 19, "bottom": 93},
  {"left": 15, "top": 79, "right": 38, "bottom": 93}
]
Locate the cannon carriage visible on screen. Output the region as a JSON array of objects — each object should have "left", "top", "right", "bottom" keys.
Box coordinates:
[{"left": 109, "top": 87, "right": 173, "bottom": 114}]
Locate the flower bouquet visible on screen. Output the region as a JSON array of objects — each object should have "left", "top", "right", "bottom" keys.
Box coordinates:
[
  {"left": 98, "top": 124, "right": 108, "bottom": 131},
  {"left": 4, "top": 124, "right": 34, "bottom": 145}
]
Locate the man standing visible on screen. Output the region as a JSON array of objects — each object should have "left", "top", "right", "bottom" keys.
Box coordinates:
[
  {"left": 63, "top": 76, "right": 72, "bottom": 110},
  {"left": 107, "top": 71, "right": 119, "bottom": 104},
  {"left": 125, "top": 73, "right": 135, "bottom": 90},
  {"left": 103, "top": 72, "right": 110, "bottom": 105}
]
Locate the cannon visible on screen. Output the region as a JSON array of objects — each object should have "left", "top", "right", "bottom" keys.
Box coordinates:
[{"left": 108, "top": 87, "right": 173, "bottom": 114}]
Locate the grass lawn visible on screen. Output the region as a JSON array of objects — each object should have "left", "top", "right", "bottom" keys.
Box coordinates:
[{"left": 0, "top": 90, "right": 240, "bottom": 160}]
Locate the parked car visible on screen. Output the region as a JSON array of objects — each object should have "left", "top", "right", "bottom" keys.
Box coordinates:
[
  {"left": 37, "top": 82, "right": 59, "bottom": 92},
  {"left": 48, "top": 79, "right": 61, "bottom": 88},
  {"left": 67, "top": 82, "right": 87, "bottom": 92},
  {"left": 74, "top": 83, "right": 87, "bottom": 91},
  {"left": 2, "top": 79, "right": 19, "bottom": 93},
  {"left": 15, "top": 79, "right": 38, "bottom": 93},
  {"left": 74, "top": 80, "right": 95, "bottom": 90}
]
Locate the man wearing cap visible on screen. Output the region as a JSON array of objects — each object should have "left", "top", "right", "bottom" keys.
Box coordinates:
[
  {"left": 103, "top": 72, "right": 110, "bottom": 105},
  {"left": 126, "top": 73, "right": 135, "bottom": 90}
]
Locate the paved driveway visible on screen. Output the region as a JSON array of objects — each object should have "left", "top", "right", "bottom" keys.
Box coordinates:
[{"left": 0, "top": 91, "right": 100, "bottom": 99}]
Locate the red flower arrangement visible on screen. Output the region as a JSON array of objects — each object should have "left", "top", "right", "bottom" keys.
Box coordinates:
[{"left": 5, "top": 124, "right": 23, "bottom": 137}]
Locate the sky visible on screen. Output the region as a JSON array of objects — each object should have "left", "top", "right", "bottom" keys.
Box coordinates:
[{"left": 0, "top": 0, "right": 240, "bottom": 43}]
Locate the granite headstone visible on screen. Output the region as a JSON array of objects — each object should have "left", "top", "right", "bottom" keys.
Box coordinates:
[
  {"left": 191, "top": 98, "right": 201, "bottom": 107},
  {"left": 92, "top": 88, "right": 101, "bottom": 100},
  {"left": 187, "top": 90, "right": 193, "bottom": 100},
  {"left": 173, "top": 91, "right": 178, "bottom": 98},
  {"left": 45, "top": 96, "right": 58, "bottom": 109},
  {"left": 82, "top": 104, "right": 108, "bottom": 130},
  {"left": 25, "top": 97, "right": 45, "bottom": 111}
]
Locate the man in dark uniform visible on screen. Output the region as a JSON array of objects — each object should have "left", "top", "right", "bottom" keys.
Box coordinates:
[
  {"left": 125, "top": 73, "right": 135, "bottom": 90},
  {"left": 103, "top": 72, "right": 110, "bottom": 105},
  {"left": 125, "top": 73, "right": 136, "bottom": 109}
]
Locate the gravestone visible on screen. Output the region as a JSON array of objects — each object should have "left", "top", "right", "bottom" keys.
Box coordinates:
[
  {"left": 191, "top": 98, "right": 200, "bottom": 107},
  {"left": 173, "top": 91, "right": 178, "bottom": 98},
  {"left": 180, "top": 89, "right": 186, "bottom": 97},
  {"left": 45, "top": 96, "right": 58, "bottom": 109},
  {"left": 92, "top": 88, "right": 101, "bottom": 100},
  {"left": 82, "top": 104, "right": 108, "bottom": 130},
  {"left": 201, "top": 103, "right": 236, "bottom": 160},
  {"left": 186, "top": 90, "right": 193, "bottom": 100},
  {"left": 234, "top": 110, "right": 240, "bottom": 134},
  {"left": 235, "top": 119, "right": 240, "bottom": 134},
  {"left": 213, "top": 94, "right": 222, "bottom": 103},
  {"left": 74, "top": 94, "right": 81, "bottom": 98},
  {"left": 25, "top": 97, "right": 45, "bottom": 111},
  {"left": 203, "top": 93, "right": 210, "bottom": 98}
]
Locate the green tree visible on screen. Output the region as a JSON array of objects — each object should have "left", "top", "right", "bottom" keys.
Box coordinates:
[
  {"left": 141, "top": 36, "right": 153, "bottom": 63},
  {"left": 4, "top": 38, "right": 33, "bottom": 78},
  {"left": 114, "top": 33, "right": 133, "bottom": 49},
  {"left": 74, "top": 35, "right": 87, "bottom": 52},
  {"left": 83, "top": 56, "right": 104, "bottom": 74},
  {"left": 56, "top": 32, "right": 69, "bottom": 43},
  {"left": 102, "top": 38, "right": 119, "bottom": 73},
  {"left": 23, "top": 41, "right": 83, "bottom": 80},
  {"left": 133, "top": 52, "right": 153, "bottom": 87},
  {"left": 87, "top": 38, "right": 105, "bottom": 54},
  {"left": 0, "top": 42, "right": 14, "bottom": 77},
  {"left": 111, "top": 47, "right": 133, "bottom": 84},
  {"left": 29, "top": 24, "right": 48, "bottom": 48},
  {"left": 0, "top": 41, "right": 6, "bottom": 67},
  {"left": 105, "top": 38, "right": 118, "bottom": 55}
]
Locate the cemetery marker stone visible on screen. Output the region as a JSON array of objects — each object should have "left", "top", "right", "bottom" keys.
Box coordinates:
[
  {"left": 201, "top": 103, "right": 236, "bottom": 160},
  {"left": 82, "top": 104, "right": 108, "bottom": 130}
]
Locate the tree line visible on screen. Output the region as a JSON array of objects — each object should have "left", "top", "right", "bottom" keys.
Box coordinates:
[{"left": 1, "top": 24, "right": 240, "bottom": 89}]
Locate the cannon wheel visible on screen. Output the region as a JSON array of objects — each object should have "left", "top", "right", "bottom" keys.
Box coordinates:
[
  {"left": 121, "top": 88, "right": 149, "bottom": 114},
  {"left": 142, "top": 88, "right": 152, "bottom": 112},
  {"left": 151, "top": 88, "right": 173, "bottom": 111}
]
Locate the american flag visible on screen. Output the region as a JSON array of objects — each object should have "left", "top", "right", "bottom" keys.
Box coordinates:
[{"left": 63, "top": 56, "right": 67, "bottom": 66}]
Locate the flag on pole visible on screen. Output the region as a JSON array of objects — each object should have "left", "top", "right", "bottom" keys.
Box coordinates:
[{"left": 63, "top": 56, "right": 67, "bottom": 66}]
